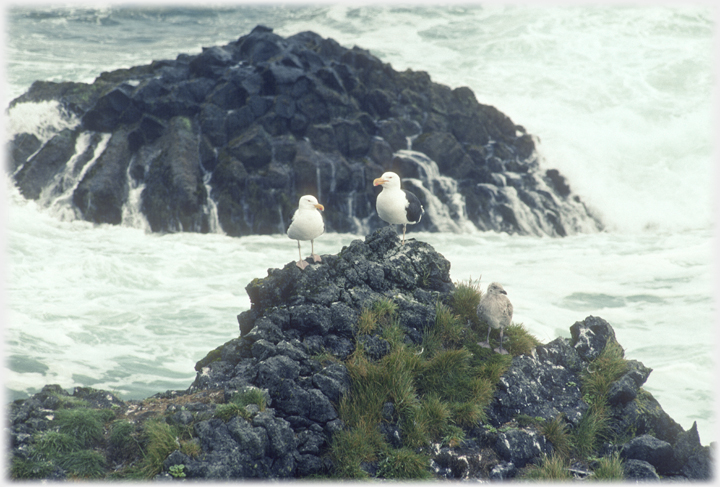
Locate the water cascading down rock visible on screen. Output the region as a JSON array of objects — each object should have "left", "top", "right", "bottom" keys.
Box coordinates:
[{"left": 8, "top": 25, "right": 602, "bottom": 236}]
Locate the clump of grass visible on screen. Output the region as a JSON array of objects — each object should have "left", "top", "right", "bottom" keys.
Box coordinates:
[
  {"left": 573, "top": 407, "right": 610, "bottom": 459},
  {"left": 215, "top": 403, "right": 249, "bottom": 421},
  {"left": 434, "top": 303, "right": 465, "bottom": 346},
  {"left": 522, "top": 453, "right": 572, "bottom": 480},
  {"left": 57, "top": 450, "right": 106, "bottom": 479},
  {"left": 139, "top": 419, "right": 179, "bottom": 478},
  {"left": 372, "top": 298, "right": 398, "bottom": 324},
  {"left": 54, "top": 408, "right": 110, "bottom": 448},
  {"left": 329, "top": 419, "right": 386, "bottom": 479},
  {"left": 10, "top": 457, "right": 54, "bottom": 480},
  {"left": 180, "top": 439, "right": 202, "bottom": 458},
  {"left": 449, "top": 278, "right": 482, "bottom": 326},
  {"left": 441, "top": 424, "right": 465, "bottom": 448},
  {"left": 505, "top": 323, "right": 541, "bottom": 355},
  {"left": 422, "top": 303, "right": 466, "bottom": 357},
  {"left": 32, "top": 431, "right": 78, "bottom": 459},
  {"left": 110, "top": 419, "right": 142, "bottom": 459},
  {"left": 581, "top": 340, "right": 627, "bottom": 402},
  {"left": 110, "top": 419, "right": 135, "bottom": 449},
  {"left": 380, "top": 319, "right": 406, "bottom": 348},
  {"left": 542, "top": 415, "right": 573, "bottom": 458},
  {"left": 377, "top": 447, "right": 432, "bottom": 479},
  {"left": 357, "top": 297, "right": 400, "bottom": 341},
  {"left": 357, "top": 308, "right": 378, "bottom": 335},
  {"left": 416, "top": 348, "right": 495, "bottom": 421},
  {"left": 590, "top": 452, "right": 624, "bottom": 481},
  {"left": 415, "top": 394, "right": 451, "bottom": 443},
  {"left": 573, "top": 340, "right": 627, "bottom": 457},
  {"left": 215, "top": 387, "right": 267, "bottom": 421},
  {"left": 466, "top": 342, "right": 513, "bottom": 383}
]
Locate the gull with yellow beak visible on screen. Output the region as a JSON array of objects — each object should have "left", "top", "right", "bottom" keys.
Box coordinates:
[
  {"left": 287, "top": 195, "right": 325, "bottom": 269},
  {"left": 373, "top": 171, "right": 424, "bottom": 244}
]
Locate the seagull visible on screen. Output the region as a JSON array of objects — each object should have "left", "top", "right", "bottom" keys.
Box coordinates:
[
  {"left": 477, "top": 282, "right": 513, "bottom": 355},
  {"left": 287, "top": 195, "right": 325, "bottom": 270},
  {"left": 373, "top": 171, "right": 424, "bottom": 245}
]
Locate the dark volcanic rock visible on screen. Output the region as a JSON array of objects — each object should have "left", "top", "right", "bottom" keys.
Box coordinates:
[
  {"left": 141, "top": 116, "right": 209, "bottom": 232},
  {"left": 570, "top": 315, "right": 616, "bottom": 361},
  {"left": 621, "top": 434, "right": 677, "bottom": 475},
  {"left": 8, "top": 25, "right": 602, "bottom": 237},
  {"left": 487, "top": 337, "right": 588, "bottom": 427},
  {"left": 495, "top": 428, "right": 552, "bottom": 468},
  {"left": 623, "top": 459, "right": 660, "bottom": 480},
  {"left": 72, "top": 128, "right": 132, "bottom": 224},
  {"left": 14, "top": 129, "right": 79, "bottom": 200}
]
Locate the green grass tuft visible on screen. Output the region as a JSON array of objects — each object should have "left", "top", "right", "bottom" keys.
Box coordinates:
[
  {"left": 328, "top": 420, "right": 386, "bottom": 479},
  {"left": 32, "top": 431, "right": 79, "bottom": 459},
  {"left": 505, "top": 323, "right": 541, "bottom": 355},
  {"left": 232, "top": 387, "right": 267, "bottom": 410},
  {"left": 572, "top": 339, "right": 628, "bottom": 458},
  {"left": 357, "top": 308, "right": 378, "bottom": 335},
  {"left": 590, "top": 452, "right": 625, "bottom": 480},
  {"left": 522, "top": 453, "right": 572, "bottom": 480},
  {"left": 216, "top": 388, "right": 267, "bottom": 421},
  {"left": 110, "top": 419, "right": 142, "bottom": 459},
  {"left": 10, "top": 457, "right": 54, "bottom": 479},
  {"left": 377, "top": 447, "right": 432, "bottom": 479},
  {"left": 180, "top": 439, "right": 202, "bottom": 458},
  {"left": 57, "top": 450, "right": 106, "bottom": 479},
  {"left": 139, "top": 419, "right": 179, "bottom": 479},
  {"left": 449, "top": 278, "right": 482, "bottom": 326},
  {"left": 215, "top": 403, "right": 250, "bottom": 421},
  {"left": 371, "top": 298, "right": 398, "bottom": 324},
  {"left": 54, "top": 408, "right": 107, "bottom": 448},
  {"left": 542, "top": 415, "right": 573, "bottom": 458}
]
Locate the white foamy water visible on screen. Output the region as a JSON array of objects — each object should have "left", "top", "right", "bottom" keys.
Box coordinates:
[{"left": 4, "top": 5, "right": 715, "bottom": 444}]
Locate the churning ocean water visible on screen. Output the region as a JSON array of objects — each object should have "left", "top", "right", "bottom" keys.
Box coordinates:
[{"left": 3, "top": 5, "right": 716, "bottom": 443}]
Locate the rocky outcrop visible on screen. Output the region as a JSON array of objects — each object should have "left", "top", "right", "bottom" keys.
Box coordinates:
[
  {"left": 7, "top": 229, "right": 711, "bottom": 481},
  {"left": 8, "top": 26, "right": 602, "bottom": 237}
]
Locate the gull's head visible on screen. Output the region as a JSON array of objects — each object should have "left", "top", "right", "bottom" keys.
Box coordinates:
[
  {"left": 298, "top": 195, "right": 324, "bottom": 211},
  {"left": 373, "top": 172, "right": 401, "bottom": 189},
  {"left": 487, "top": 282, "right": 507, "bottom": 295}
]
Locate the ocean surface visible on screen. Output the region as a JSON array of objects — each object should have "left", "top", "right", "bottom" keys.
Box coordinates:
[{"left": 3, "top": 5, "right": 716, "bottom": 444}]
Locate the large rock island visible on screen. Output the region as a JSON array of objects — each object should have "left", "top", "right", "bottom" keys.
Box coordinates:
[
  {"left": 8, "top": 229, "right": 712, "bottom": 481},
  {"left": 9, "top": 25, "right": 601, "bottom": 237}
]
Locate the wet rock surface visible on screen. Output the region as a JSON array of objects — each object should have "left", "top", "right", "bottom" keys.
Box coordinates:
[
  {"left": 9, "top": 25, "right": 602, "bottom": 237},
  {"left": 7, "top": 230, "right": 712, "bottom": 480}
]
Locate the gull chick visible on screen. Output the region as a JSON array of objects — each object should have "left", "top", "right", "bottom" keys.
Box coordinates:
[{"left": 477, "top": 282, "right": 513, "bottom": 355}]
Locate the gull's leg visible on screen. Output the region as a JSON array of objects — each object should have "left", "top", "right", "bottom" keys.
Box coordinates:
[
  {"left": 495, "top": 327, "right": 509, "bottom": 355},
  {"left": 402, "top": 224, "right": 407, "bottom": 245},
  {"left": 478, "top": 325, "right": 492, "bottom": 348},
  {"left": 296, "top": 241, "right": 308, "bottom": 269},
  {"left": 311, "top": 239, "right": 322, "bottom": 263}
]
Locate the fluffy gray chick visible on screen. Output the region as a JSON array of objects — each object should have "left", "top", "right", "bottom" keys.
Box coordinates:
[{"left": 476, "top": 282, "right": 513, "bottom": 355}]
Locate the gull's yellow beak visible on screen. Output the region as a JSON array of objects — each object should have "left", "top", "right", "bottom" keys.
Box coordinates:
[
  {"left": 315, "top": 203, "right": 325, "bottom": 211},
  {"left": 373, "top": 177, "right": 387, "bottom": 186}
]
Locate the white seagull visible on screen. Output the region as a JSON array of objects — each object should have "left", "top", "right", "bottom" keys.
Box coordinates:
[
  {"left": 373, "top": 171, "right": 424, "bottom": 245},
  {"left": 477, "top": 282, "right": 513, "bottom": 355},
  {"left": 287, "top": 195, "right": 325, "bottom": 270}
]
